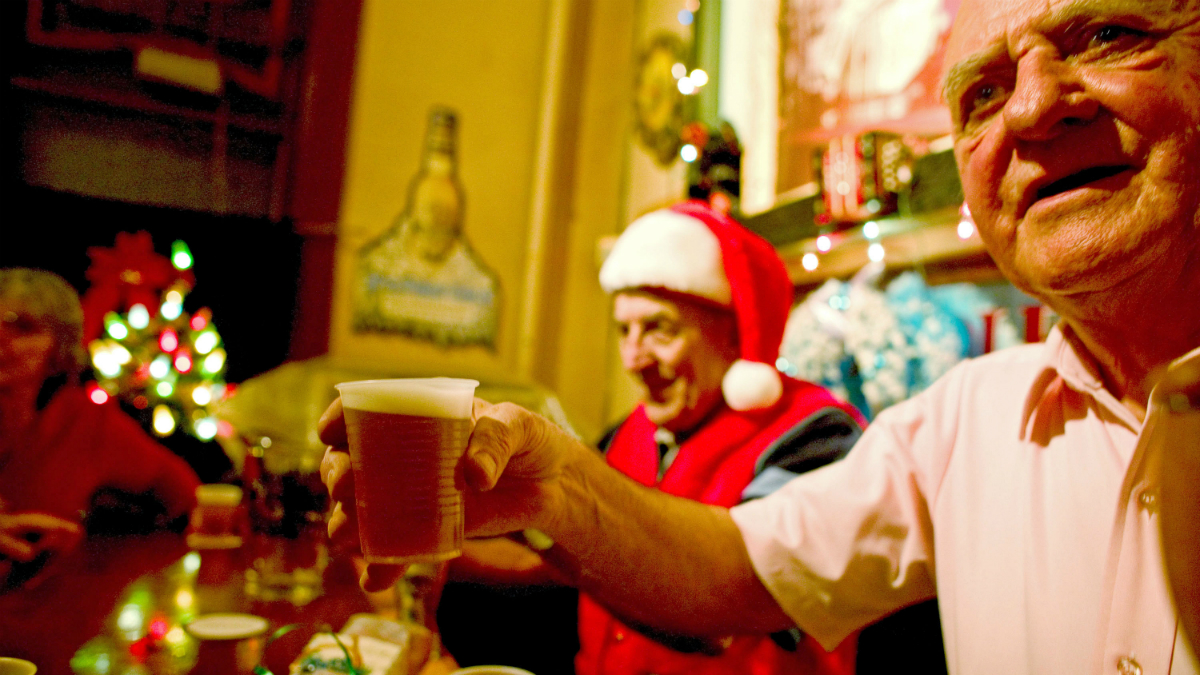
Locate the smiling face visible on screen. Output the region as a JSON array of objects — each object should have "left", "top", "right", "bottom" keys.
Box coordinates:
[
  {"left": 613, "top": 290, "right": 739, "bottom": 433},
  {"left": 944, "top": 0, "right": 1200, "bottom": 301}
]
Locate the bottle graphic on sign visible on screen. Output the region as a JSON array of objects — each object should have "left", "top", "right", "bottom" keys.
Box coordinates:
[{"left": 354, "top": 107, "right": 501, "bottom": 347}]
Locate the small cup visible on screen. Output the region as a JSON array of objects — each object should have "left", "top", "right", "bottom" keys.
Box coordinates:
[
  {"left": 0, "top": 658, "right": 37, "bottom": 675},
  {"left": 186, "top": 613, "right": 269, "bottom": 675},
  {"left": 335, "top": 378, "right": 478, "bottom": 564},
  {"left": 187, "top": 484, "right": 245, "bottom": 549}
]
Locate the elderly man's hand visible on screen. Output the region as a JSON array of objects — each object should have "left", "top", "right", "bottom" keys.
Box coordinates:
[
  {"left": 318, "top": 396, "right": 574, "bottom": 592},
  {"left": 459, "top": 400, "right": 572, "bottom": 537}
]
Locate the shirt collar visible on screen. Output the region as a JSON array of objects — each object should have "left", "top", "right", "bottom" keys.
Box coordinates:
[
  {"left": 1020, "top": 323, "right": 1142, "bottom": 435},
  {"left": 653, "top": 427, "right": 677, "bottom": 448}
]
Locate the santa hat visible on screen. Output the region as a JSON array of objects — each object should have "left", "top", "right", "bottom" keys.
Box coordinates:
[{"left": 599, "top": 200, "right": 793, "bottom": 411}]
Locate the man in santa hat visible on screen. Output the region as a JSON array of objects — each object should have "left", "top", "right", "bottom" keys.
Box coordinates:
[
  {"left": 576, "top": 200, "right": 864, "bottom": 675},
  {"left": 437, "top": 201, "right": 867, "bottom": 675}
]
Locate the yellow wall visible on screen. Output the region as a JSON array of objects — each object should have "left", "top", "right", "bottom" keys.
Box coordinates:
[
  {"left": 331, "top": 0, "right": 552, "bottom": 382},
  {"left": 530, "top": 0, "right": 640, "bottom": 440},
  {"left": 330, "top": 0, "right": 690, "bottom": 442}
]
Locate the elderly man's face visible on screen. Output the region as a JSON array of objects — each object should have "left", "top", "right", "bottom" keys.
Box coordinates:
[
  {"left": 945, "top": 0, "right": 1200, "bottom": 300},
  {"left": 613, "top": 290, "right": 739, "bottom": 433}
]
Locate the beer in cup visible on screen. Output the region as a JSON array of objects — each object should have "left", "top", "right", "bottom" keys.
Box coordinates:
[{"left": 335, "top": 378, "right": 478, "bottom": 564}]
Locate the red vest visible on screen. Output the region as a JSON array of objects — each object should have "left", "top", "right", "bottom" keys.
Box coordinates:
[{"left": 576, "top": 378, "right": 862, "bottom": 675}]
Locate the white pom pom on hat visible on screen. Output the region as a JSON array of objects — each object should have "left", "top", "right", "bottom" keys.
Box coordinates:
[
  {"left": 721, "top": 359, "right": 785, "bottom": 411},
  {"left": 599, "top": 200, "right": 794, "bottom": 411}
]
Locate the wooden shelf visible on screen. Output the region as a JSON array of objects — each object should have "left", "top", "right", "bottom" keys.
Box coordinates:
[
  {"left": 777, "top": 207, "right": 1002, "bottom": 290},
  {"left": 596, "top": 206, "right": 1002, "bottom": 297},
  {"left": 11, "top": 71, "right": 286, "bottom": 135}
]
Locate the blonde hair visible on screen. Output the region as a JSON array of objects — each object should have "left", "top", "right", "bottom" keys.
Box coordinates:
[{"left": 0, "top": 268, "right": 88, "bottom": 380}]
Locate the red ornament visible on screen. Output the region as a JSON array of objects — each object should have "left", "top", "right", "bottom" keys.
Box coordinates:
[
  {"left": 681, "top": 121, "right": 710, "bottom": 149},
  {"left": 127, "top": 635, "right": 150, "bottom": 661}
]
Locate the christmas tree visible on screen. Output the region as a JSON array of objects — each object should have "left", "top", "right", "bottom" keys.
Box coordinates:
[{"left": 82, "top": 233, "right": 231, "bottom": 442}]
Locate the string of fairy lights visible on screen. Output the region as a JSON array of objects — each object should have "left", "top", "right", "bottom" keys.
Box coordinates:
[
  {"left": 797, "top": 202, "right": 978, "bottom": 274},
  {"left": 85, "top": 240, "right": 231, "bottom": 441},
  {"left": 674, "top": 0, "right": 710, "bottom": 165}
]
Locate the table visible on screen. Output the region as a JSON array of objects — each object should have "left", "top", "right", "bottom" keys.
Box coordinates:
[{"left": 0, "top": 531, "right": 455, "bottom": 675}]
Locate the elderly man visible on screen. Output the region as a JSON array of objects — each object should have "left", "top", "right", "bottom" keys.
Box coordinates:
[
  {"left": 582, "top": 202, "right": 871, "bottom": 675},
  {"left": 440, "top": 201, "right": 866, "bottom": 675},
  {"left": 322, "top": 0, "right": 1200, "bottom": 673}
]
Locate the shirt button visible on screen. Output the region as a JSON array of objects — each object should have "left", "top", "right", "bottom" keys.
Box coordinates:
[
  {"left": 1137, "top": 488, "right": 1158, "bottom": 512},
  {"left": 1117, "top": 656, "right": 1142, "bottom": 675},
  {"left": 614, "top": 631, "right": 624, "bottom": 641}
]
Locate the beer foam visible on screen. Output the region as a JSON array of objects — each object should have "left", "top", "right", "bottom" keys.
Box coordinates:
[{"left": 336, "top": 378, "right": 478, "bottom": 418}]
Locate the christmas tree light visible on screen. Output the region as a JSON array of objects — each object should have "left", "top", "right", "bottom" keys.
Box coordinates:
[
  {"left": 85, "top": 237, "right": 229, "bottom": 440},
  {"left": 105, "top": 313, "right": 129, "bottom": 340},
  {"left": 128, "top": 304, "right": 151, "bottom": 329},
  {"left": 171, "top": 240, "right": 194, "bottom": 271}
]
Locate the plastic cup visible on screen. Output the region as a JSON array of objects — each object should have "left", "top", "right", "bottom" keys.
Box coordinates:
[
  {"left": 335, "top": 378, "right": 478, "bottom": 564},
  {"left": 186, "top": 614, "right": 269, "bottom": 675},
  {"left": 187, "top": 484, "right": 245, "bottom": 549}
]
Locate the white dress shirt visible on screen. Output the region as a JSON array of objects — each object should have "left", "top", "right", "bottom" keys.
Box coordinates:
[{"left": 732, "top": 326, "right": 1200, "bottom": 675}]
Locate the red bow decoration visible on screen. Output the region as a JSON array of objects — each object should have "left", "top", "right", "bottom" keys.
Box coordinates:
[
  {"left": 681, "top": 121, "right": 710, "bottom": 149},
  {"left": 81, "top": 232, "right": 195, "bottom": 343}
]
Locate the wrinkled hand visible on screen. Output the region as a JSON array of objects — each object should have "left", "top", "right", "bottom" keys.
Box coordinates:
[
  {"left": 319, "top": 396, "right": 573, "bottom": 592},
  {"left": 0, "top": 511, "right": 83, "bottom": 591}
]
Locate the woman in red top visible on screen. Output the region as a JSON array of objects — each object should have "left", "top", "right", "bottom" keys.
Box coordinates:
[{"left": 0, "top": 268, "right": 199, "bottom": 592}]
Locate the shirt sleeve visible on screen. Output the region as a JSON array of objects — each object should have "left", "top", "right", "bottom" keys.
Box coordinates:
[
  {"left": 729, "top": 369, "right": 961, "bottom": 650},
  {"left": 740, "top": 407, "right": 863, "bottom": 502}
]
